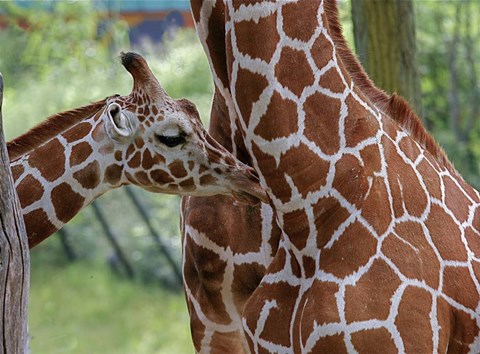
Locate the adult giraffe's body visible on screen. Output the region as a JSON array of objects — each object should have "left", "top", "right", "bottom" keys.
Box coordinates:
[
  {"left": 8, "top": 52, "right": 266, "bottom": 248},
  {"left": 183, "top": 1, "right": 480, "bottom": 353}
]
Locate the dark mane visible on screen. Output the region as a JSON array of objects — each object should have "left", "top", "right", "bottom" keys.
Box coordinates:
[
  {"left": 7, "top": 99, "right": 107, "bottom": 161},
  {"left": 324, "top": 0, "right": 455, "bottom": 173}
]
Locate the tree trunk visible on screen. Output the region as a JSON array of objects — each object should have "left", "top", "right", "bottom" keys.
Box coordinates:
[
  {"left": 351, "top": 0, "right": 422, "bottom": 115},
  {"left": 0, "top": 73, "right": 30, "bottom": 353}
]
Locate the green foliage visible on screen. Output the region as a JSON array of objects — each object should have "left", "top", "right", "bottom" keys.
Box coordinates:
[
  {"left": 29, "top": 260, "right": 194, "bottom": 354},
  {"left": 415, "top": 1, "right": 480, "bottom": 186},
  {"left": 0, "top": 1, "right": 128, "bottom": 82}
]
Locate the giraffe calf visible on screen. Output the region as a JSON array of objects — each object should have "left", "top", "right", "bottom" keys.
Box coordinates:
[{"left": 7, "top": 52, "right": 267, "bottom": 248}]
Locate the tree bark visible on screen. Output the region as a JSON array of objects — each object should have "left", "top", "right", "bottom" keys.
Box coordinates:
[
  {"left": 0, "top": 73, "right": 30, "bottom": 353},
  {"left": 351, "top": 0, "right": 422, "bottom": 115}
]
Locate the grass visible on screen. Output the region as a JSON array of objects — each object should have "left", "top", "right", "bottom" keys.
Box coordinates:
[{"left": 29, "top": 258, "right": 194, "bottom": 354}]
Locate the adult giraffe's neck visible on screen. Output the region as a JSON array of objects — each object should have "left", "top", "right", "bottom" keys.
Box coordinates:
[
  {"left": 9, "top": 111, "right": 122, "bottom": 248},
  {"left": 216, "top": 0, "right": 393, "bottom": 252}
]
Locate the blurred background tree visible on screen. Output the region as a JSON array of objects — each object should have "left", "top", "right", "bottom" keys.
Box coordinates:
[
  {"left": 351, "top": 0, "right": 422, "bottom": 115},
  {"left": 1, "top": 0, "right": 480, "bottom": 353}
]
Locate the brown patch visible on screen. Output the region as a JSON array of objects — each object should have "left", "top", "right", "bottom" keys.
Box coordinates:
[
  {"left": 395, "top": 287, "right": 433, "bottom": 353},
  {"left": 114, "top": 150, "right": 122, "bottom": 162},
  {"left": 24, "top": 209, "right": 57, "bottom": 248},
  {"left": 417, "top": 158, "right": 442, "bottom": 200},
  {"left": 188, "top": 161, "right": 194, "bottom": 171},
  {"left": 385, "top": 136, "right": 428, "bottom": 218},
  {"left": 344, "top": 95, "right": 380, "bottom": 148},
  {"left": 182, "top": 236, "right": 231, "bottom": 324},
  {"left": 311, "top": 32, "right": 334, "bottom": 71},
  {"left": 282, "top": 0, "right": 320, "bottom": 42},
  {"left": 465, "top": 227, "right": 480, "bottom": 258},
  {"left": 333, "top": 154, "right": 369, "bottom": 208},
  {"left": 17, "top": 175, "right": 44, "bottom": 208},
  {"left": 319, "top": 67, "right": 346, "bottom": 93},
  {"left": 235, "top": 12, "right": 279, "bottom": 62},
  {"left": 447, "top": 306, "right": 480, "bottom": 351},
  {"left": 70, "top": 142, "right": 93, "bottom": 167},
  {"left": 243, "top": 281, "right": 299, "bottom": 349},
  {"left": 254, "top": 91, "right": 298, "bottom": 141},
  {"left": 11, "top": 164, "right": 24, "bottom": 181},
  {"left": 458, "top": 178, "right": 479, "bottom": 202},
  {"left": 134, "top": 137, "right": 145, "bottom": 149},
  {"left": 302, "top": 255, "right": 316, "bottom": 278},
  {"left": 206, "top": 2, "right": 229, "bottom": 89},
  {"left": 168, "top": 161, "right": 188, "bottom": 179},
  {"left": 62, "top": 122, "right": 93, "bottom": 143},
  {"left": 359, "top": 144, "right": 382, "bottom": 175},
  {"left": 398, "top": 136, "right": 421, "bottom": 162},
  {"left": 309, "top": 334, "right": 348, "bottom": 353},
  {"left": 290, "top": 253, "right": 302, "bottom": 278},
  {"left": 443, "top": 266, "right": 479, "bottom": 309},
  {"left": 472, "top": 261, "right": 480, "bottom": 284},
  {"left": 267, "top": 247, "right": 287, "bottom": 274},
  {"left": 279, "top": 143, "right": 330, "bottom": 198},
  {"left": 425, "top": 204, "right": 467, "bottom": 262},
  {"left": 473, "top": 206, "right": 480, "bottom": 232},
  {"left": 125, "top": 144, "right": 136, "bottom": 160},
  {"left": 351, "top": 328, "right": 397, "bottom": 353},
  {"left": 320, "top": 221, "right": 377, "bottom": 278},
  {"left": 51, "top": 182, "right": 85, "bottom": 223},
  {"left": 443, "top": 175, "right": 471, "bottom": 223},
  {"left": 235, "top": 68, "right": 268, "bottom": 126},
  {"left": 179, "top": 177, "right": 195, "bottom": 190},
  {"left": 210, "top": 332, "right": 250, "bottom": 354},
  {"left": 73, "top": 161, "right": 100, "bottom": 189},
  {"left": 298, "top": 281, "right": 340, "bottom": 344},
  {"left": 312, "top": 196, "right": 351, "bottom": 248},
  {"left": 143, "top": 105, "right": 150, "bottom": 117},
  {"left": 150, "top": 169, "right": 174, "bottom": 184},
  {"left": 225, "top": 29, "right": 234, "bottom": 91},
  {"left": 382, "top": 119, "right": 398, "bottom": 142},
  {"left": 382, "top": 222, "right": 440, "bottom": 289},
  {"left": 134, "top": 171, "right": 150, "bottom": 186},
  {"left": 199, "top": 174, "right": 217, "bottom": 186},
  {"left": 283, "top": 208, "right": 310, "bottom": 250},
  {"left": 436, "top": 297, "right": 452, "bottom": 353},
  {"left": 345, "top": 259, "right": 401, "bottom": 323},
  {"left": 104, "top": 164, "right": 123, "bottom": 185},
  {"left": 28, "top": 139, "right": 66, "bottom": 182},
  {"left": 275, "top": 47, "right": 315, "bottom": 97},
  {"left": 304, "top": 92, "right": 342, "bottom": 155},
  {"left": 98, "top": 144, "right": 114, "bottom": 155},
  {"left": 231, "top": 262, "right": 266, "bottom": 312},
  {"left": 127, "top": 151, "right": 141, "bottom": 169},
  {"left": 141, "top": 149, "right": 155, "bottom": 170},
  {"left": 185, "top": 196, "right": 265, "bottom": 255},
  {"left": 360, "top": 176, "right": 392, "bottom": 235},
  {"left": 91, "top": 122, "right": 105, "bottom": 143},
  {"left": 252, "top": 142, "right": 291, "bottom": 203}
]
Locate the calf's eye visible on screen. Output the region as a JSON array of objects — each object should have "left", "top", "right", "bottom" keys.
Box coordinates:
[{"left": 156, "top": 134, "right": 186, "bottom": 148}]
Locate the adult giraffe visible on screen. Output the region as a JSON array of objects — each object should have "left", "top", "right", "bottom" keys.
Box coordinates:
[
  {"left": 183, "top": 1, "right": 480, "bottom": 353},
  {"left": 8, "top": 51, "right": 266, "bottom": 248}
]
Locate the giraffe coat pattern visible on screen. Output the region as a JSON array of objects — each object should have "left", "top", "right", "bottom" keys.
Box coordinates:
[{"left": 182, "top": 1, "right": 480, "bottom": 353}]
